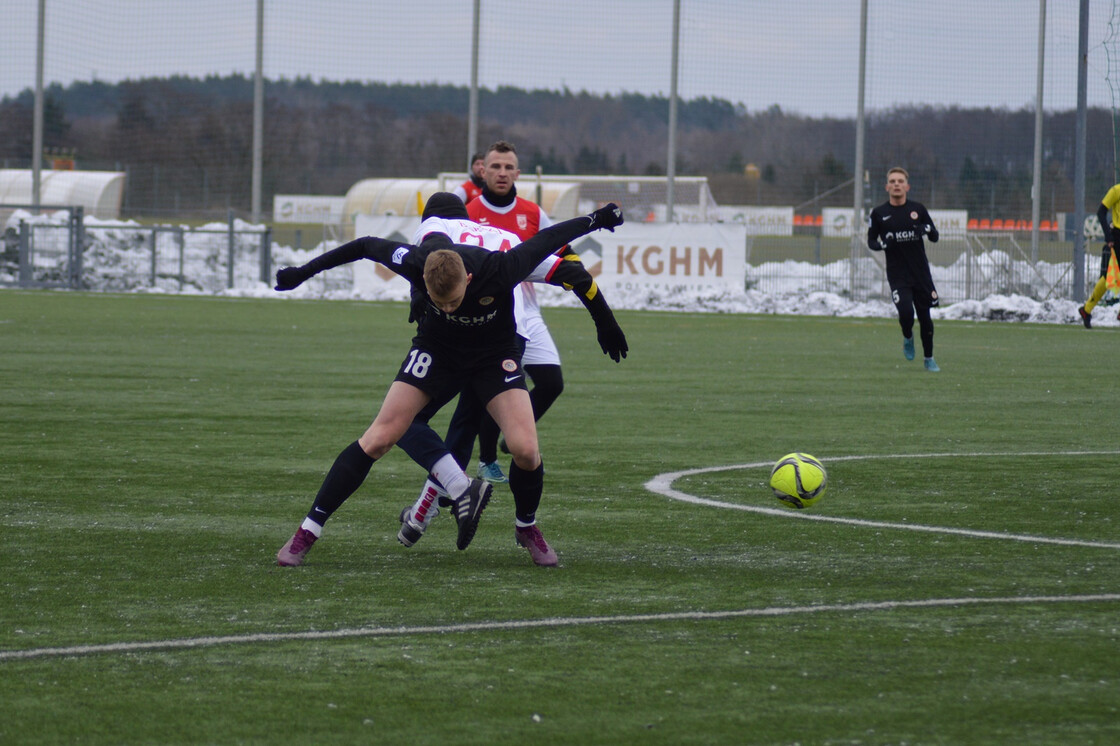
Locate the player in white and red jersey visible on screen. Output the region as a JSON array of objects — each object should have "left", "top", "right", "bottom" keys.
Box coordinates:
[{"left": 398, "top": 179, "right": 626, "bottom": 565}]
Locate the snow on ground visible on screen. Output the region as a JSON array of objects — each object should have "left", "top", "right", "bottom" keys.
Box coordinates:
[{"left": 1, "top": 209, "right": 1111, "bottom": 327}]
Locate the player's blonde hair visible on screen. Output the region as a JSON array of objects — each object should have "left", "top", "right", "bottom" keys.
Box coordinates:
[
  {"left": 423, "top": 249, "right": 467, "bottom": 299},
  {"left": 886, "top": 166, "right": 909, "bottom": 180}
]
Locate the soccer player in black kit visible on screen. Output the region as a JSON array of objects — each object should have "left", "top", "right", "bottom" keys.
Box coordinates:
[
  {"left": 866, "top": 167, "right": 941, "bottom": 372},
  {"left": 272, "top": 197, "right": 624, "bottom": 566}
]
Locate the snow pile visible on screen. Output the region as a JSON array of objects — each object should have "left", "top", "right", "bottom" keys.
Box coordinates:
[{"left": 1, "top": 209, "right": 1105, "bottom": 326}]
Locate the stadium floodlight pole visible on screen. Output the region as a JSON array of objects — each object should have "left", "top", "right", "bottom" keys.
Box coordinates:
[
  {"left": 1073, "top": 0, "right": 1089, "bottom": 297},
  {"left": 251, "top": 0, "right": 264, "bottom": 224},
  {"left": 467, "top": 0, "right": 480, "bottom": 168},
  {"left": 32, "top": 0, "right": 45, "bottom": 210},
  {"left": 851, "top": 0, "right": 868, "bottom": 298},
  {"left": 666, "top": 0, "right": 680, "bottom": 222},
  {"left": 1030, "top": 0, "right": 1046, "bottom": 264}
]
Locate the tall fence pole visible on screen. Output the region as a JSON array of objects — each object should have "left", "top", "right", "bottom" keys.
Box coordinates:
[
  {"left": 1030, "top": 0, "right": 1046, "bottom": 263},
  {"left": 32, "top": 0, "right": 46, "bottom": 210},
  {"left": 665, "top": 0, "right": 680, "bottom": 222},
  {"left": 468, "top": 0, "right": 480, "bottom": 165},
  {"left": 251, "top": 0, "right": 264, "bottom": 224},
  {"left": 1073, "top": 0, "right": 1089, "bottom": 297},
  {"left": 851, "top": 0, "right": 869, "bottom": 299}
]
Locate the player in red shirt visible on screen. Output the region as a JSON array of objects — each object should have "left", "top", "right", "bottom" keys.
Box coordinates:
[
  {"left": 452, "top": 152, "right": 485, "bottom": 205},
  {"left": 466, "top": 140, "right": 572, "bottom": 562}
]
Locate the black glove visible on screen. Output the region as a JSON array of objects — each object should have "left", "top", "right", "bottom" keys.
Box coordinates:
[
  {"left": 275, "top": 266, "right": 310, "bottom": 291},
  {"left": 596, "top": 319, "right": 628, "bottom": 363},
  {"left": 589, "top": 203, "right": 624, "bottom": 232}
]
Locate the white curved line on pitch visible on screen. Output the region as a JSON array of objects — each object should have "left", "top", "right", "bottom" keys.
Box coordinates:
[
  {"left": 3, "top": 593, "right": 1118, "bottom": 661},
  {"left": 645, "top": 450, "right": 1120, "bottom": 550}
]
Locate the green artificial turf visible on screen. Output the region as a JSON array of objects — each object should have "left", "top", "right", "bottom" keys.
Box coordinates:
[{"left": 1, "top": 290, "right": 1117, "bottom": 745}]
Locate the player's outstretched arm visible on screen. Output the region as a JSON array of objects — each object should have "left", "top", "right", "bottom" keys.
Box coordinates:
[
  {"left": 585, "top": 291, "right": 628, "bottom": 362},
  {"left": 547, "top": 255, "right": 628, "bottom": 362},
  {"left": 275, "top": 236, "right": 412, "bottom": 291},
  {"left": 501, "top": 204, "right": 624, "bottom": 282}
]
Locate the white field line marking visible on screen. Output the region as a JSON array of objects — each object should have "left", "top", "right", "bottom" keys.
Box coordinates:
[
  {"left": 5, "top": 451, "right": 1116, "bottom": 663},
  {"left": 3, "top": 594, "right": 1118, "bottom": 661},
  {"left": 646, "top": 450, "right": 1120, "bottom": 550}
]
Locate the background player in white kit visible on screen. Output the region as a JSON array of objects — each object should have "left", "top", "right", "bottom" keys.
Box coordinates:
[{"left": 397, "top": 191, "right": 627, "bottom": 565}]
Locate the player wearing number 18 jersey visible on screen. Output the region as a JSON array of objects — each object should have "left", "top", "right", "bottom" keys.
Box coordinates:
[
  {"left": 395, "top": 191, "right": 627, "bottom": 565},
  {"left": 272, "top": 194, "right": 624, "bottom": 566}
]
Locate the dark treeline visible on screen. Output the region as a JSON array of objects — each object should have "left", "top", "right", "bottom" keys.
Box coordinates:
[{"left": 0, "top": 74, "right": 1114, "bottom": 219}]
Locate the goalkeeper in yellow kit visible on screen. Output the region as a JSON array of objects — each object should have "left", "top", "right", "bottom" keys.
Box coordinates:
[{"left": 1077, "top": 183, "right": 1120, "bottom": 328}]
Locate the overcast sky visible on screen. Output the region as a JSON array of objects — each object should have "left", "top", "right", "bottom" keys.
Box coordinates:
[{"left": 3, "top": 1, "right": 1118, "bottom": 117}]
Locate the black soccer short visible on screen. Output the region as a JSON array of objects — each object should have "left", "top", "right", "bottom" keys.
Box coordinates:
[
  {"left": 394, "top": 342, "right": 528, "bottom": 408},
  {"left": 890, "top": 279, "right": 938, "bottom": 309}
]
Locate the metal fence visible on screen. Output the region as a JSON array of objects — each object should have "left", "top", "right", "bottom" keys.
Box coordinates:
[
  {"left": 1, "top": 205, "right": 86, "bottom": 288},
  {"left": 1, "top": 201, "right": 1098, "bottom": 305},
  {"left": 742, "top": 231, "right": 1085, "bottom": 304},
  {"left": 0, "top": 207, "right": 271, "bottom": 292}
]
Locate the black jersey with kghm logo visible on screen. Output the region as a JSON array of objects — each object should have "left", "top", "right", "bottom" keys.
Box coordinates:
[
  {"left": 316, "top": 214, "right": 603, "bottom": 357},
  {"left": 866, "top": 199, "right": 939, "bottom": 292}
]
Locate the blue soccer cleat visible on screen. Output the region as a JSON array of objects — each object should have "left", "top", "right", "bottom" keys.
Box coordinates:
[
  {"left": 478, "top": 460, "right": 508, "bottom": 484},
  {"left": 902, "top": 336, "right": 915, "bottom": 361}
]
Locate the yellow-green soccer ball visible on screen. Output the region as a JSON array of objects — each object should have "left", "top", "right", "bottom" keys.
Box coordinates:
[{"left": 769, "top": 453, "right": 827, "bottom": 509}]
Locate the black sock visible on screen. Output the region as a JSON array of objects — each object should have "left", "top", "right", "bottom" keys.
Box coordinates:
[
  {"left": 509, "top": 460, "right": 544, "bottom": 525},
  {"left": 306, "top": 441, "right": 375, "bottom": 526}
]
